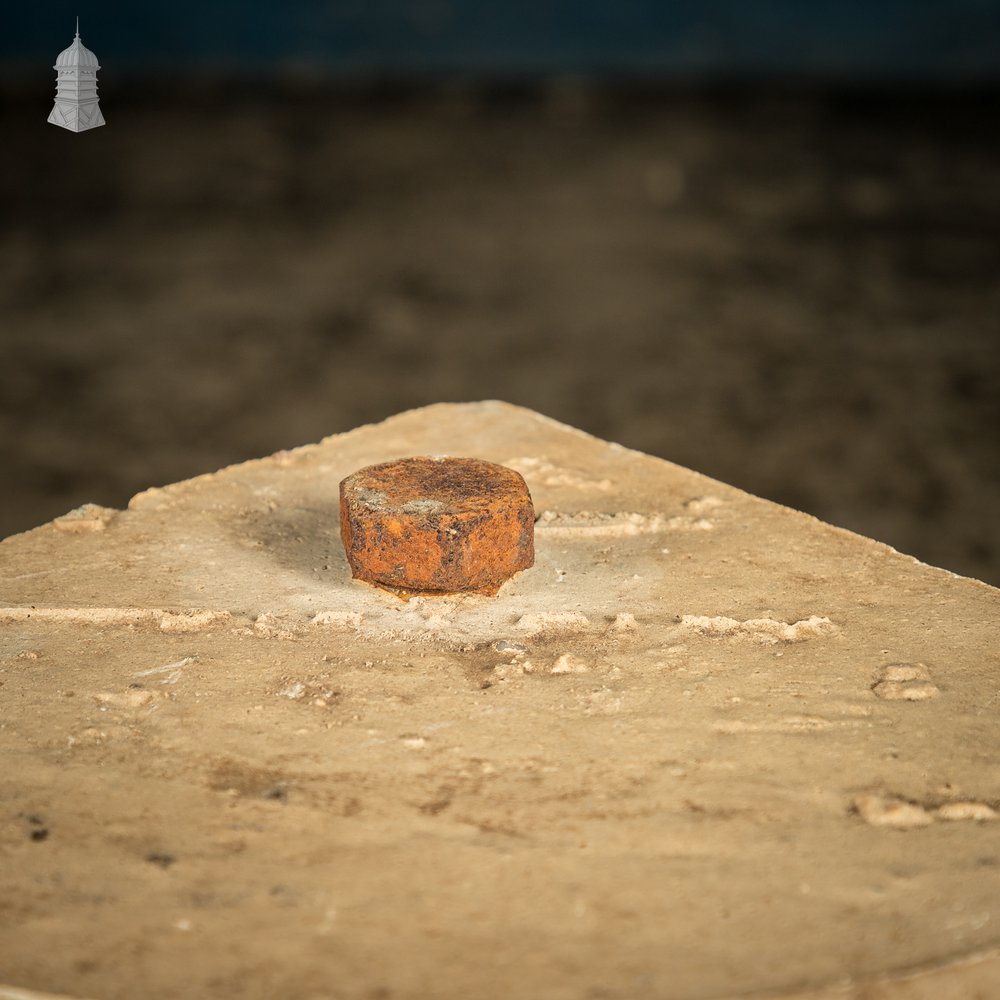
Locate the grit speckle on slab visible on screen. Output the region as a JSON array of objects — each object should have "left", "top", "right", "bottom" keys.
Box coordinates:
[{"left": 1, "top": 402, "right": 998, "bottom": 1000}]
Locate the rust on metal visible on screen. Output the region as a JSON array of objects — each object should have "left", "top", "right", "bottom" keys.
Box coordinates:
[{"left": 339, "top": 456, "right": 535, "bottom": 597}]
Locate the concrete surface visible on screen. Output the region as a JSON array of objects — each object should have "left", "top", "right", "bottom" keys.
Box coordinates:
[{"left": 0, "top": 402, "right": 998, "bottom": 999}]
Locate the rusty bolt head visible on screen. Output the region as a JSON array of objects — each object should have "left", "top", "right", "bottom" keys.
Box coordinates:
[{"left": 339, "top": 456, "right": 534, "bottom": 596}]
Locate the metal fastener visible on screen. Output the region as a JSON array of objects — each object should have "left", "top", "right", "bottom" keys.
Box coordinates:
[{"left": 339, "top": 456, "right": 534, "bottom": 596}]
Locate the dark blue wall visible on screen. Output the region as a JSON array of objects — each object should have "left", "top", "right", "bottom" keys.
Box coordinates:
[{"left": 5, "top": 0, "right": 1000, "bottom": 79}]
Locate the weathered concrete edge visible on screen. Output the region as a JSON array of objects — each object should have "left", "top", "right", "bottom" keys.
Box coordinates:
[
  {"left": 3, "top": 400, "right": 996, "bottom": 596},
  {"left": 3, "top": 946, "right": 999, "bottom": 1000},
  {"left": 743, "top": 944, "right": 1000, "bottom": 999}
]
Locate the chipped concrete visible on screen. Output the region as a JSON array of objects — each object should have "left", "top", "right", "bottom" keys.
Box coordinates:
[{"left": 0, "top": 401, "right": 998, "bottom": 1000}]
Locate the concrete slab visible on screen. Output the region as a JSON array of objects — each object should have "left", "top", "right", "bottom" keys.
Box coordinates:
[{"left": 1, "top": 402, "right": 998, "bottom": 999}]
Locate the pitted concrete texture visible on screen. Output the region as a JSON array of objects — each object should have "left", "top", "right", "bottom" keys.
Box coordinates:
[{"left": 0, "top": 402, "right": 998, "bottom": 1000}]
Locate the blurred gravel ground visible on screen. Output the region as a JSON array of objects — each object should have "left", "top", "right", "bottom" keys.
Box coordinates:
[{"left": 1, "top": 83, "right": 998, "bottom": 583}]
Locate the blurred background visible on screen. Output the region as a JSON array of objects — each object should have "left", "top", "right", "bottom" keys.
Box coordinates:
[{"left": 1, "top": 2, "right": 998, "bottom": 583}]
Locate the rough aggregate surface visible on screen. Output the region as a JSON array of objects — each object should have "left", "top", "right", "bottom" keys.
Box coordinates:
[{"left": 0, "top": 402, "right": 998, "bottom": 999}]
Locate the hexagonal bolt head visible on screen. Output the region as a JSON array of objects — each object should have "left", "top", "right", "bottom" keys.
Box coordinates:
[{"left": 339, "top": 456, "right": 535, "bottom": 596}]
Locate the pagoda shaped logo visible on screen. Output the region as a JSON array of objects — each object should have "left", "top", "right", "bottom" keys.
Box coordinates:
[{"left": 48, "top": 18, "right": 106, "bottom": 132}]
